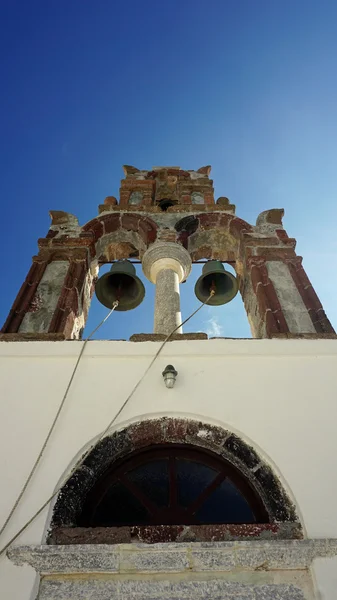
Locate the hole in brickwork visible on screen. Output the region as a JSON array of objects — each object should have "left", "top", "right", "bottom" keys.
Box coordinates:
[
  {"left": 175, "top": 216, "right": 199, "bottom": 234},
  {"left": 158, "top": 199, "right": 177, "bottom": 211}
]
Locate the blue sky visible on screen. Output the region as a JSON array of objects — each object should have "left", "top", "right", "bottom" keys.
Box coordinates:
[{"left": 1, "top": 0, "right": 337, "bottom": 339}]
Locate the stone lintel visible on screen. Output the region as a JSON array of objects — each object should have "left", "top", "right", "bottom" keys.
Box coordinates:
[{"left": 8, "top": 539, "right": 337, "bottom": 574}]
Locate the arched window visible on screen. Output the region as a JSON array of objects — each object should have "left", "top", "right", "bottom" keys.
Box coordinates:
[{"left": 79, "top": 445, "right": 268, "bottom": 527}]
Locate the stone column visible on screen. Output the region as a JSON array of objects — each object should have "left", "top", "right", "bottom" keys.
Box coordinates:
[{"left": 142, "top": 242, "right": 192, "bottom": 335}]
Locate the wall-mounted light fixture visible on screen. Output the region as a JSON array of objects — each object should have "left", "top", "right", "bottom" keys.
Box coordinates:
[{"left": 162, "top": 365, "right": 178, "bottom": 389}]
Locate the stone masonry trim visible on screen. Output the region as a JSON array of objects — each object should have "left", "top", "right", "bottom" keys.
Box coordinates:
[
  {"left": 2, "top": 164, "right": 334, "bottom": 338},
  {"left": 8, "top": 539, "right": 337, "bottom": 574},
  {"left": 50, "top": 418, "right": 299, "bottom": 534}
]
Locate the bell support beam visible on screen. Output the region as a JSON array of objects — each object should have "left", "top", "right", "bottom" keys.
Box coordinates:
[{"left": 142, "top": 242, "right": 192, "bottom": 335}]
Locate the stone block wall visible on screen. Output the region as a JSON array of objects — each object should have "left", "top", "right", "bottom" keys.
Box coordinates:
[{"left": 10, "top": 540, "right": 337, "bottom": 599}]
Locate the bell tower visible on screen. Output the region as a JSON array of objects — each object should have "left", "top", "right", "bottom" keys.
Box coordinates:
[
  {"left": 1, "top": 164, "right": 334, "bottom": 340},
  {"left": 1, "top": 166, "right": 337, "bottom": 600}
]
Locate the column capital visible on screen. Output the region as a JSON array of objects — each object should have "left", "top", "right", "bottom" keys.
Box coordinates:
[{"left": 142, "top": 242, "right": 192, "bottom": 284}]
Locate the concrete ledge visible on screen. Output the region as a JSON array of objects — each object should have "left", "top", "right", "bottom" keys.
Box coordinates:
[
  {"left": 129, "top": 333, "right": 208, "bottom": 342},
  {"left": 270, "top": 333, "right": 337, "bottom": 339},
  {"left": 8, "top": 539, "right": 337, "bottom": 574},
  {"left": 2, "top": 332, "right": 335, "bottom": 343},
  {"left": 0, "top": 332, "right": 66, "bottom": 342},
  {"left": 1, "top": 338, "right": 337, "bottom": 357}
]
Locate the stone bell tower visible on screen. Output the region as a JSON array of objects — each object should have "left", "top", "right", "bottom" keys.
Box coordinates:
[
  {"left": 1, "top": 164, "right": 334, "bottom": 340},
  {"left": 1, "top": 166, "right": 337, "bottom": 600}
]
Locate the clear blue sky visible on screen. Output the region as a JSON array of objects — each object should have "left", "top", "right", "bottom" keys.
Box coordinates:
[{"left": 1, "top": 0, "right": 337, "bottom": 339}]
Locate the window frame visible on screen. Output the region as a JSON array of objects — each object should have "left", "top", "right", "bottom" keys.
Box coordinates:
[{"left": 79, "top": 444, "right": 269, "bottom": 527}]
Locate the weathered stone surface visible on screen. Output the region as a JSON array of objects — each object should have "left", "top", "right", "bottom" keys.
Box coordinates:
[
  {"left": 9, "top": 545, "right": 119, "bottom": 573},
  {"left": 142, "top": 242, "right": 192, "bottom": 335},
  {"left": 216, "top": 197, "right": 236, "bottom": 213},
  {"left": 104, "top": 195, "right": 118, "bottom": 205},
  {"left": 50, "top": 526, "right": 131, "bottom": 545},
  {"left": 153, "top": 268, "right": 182, "bottom": 334},
  {"left": 0, "top": 332, "right": 66, "bottom": 341},
  {"left": 142, "top": 242, "right": 192, "bottom": 283},
  {"left": 120, "top": 548, "right": 189, "bottom": 573},
  {"left": 37, "top": 576, "right": 308, "bottom": 600},
  {"left": 266, "top": 261, "right": 316, "bottom": 334},
  {"left": 96, "top": 230, "right": 146, "bottom": 262},
  {"left": 48, "top": 211, "right": 81, "bottom": 239},
  {"left": 118, "top": 579, "right": 257, "bottom": 598},
  {"left": 10, "top": 541, "right": 330, "bottom": 599},
  {"left": 49, "top": 418, "right": 300, "bottom": 533},
  {"left": 39, "top": 578, "right": 119, "bottom": 599},
  {"left": 271, "top": 332, "right": 337, "bottom": 339},
  {"left": 129, "top": 333, "right": 208, "bottom": 342},
  {"left": 254, "top": 585, "right": 305, "bottom": 600},
  {"left": 3, "top": 166, "right": 334, "bottom": 339},
  {"left": 18, "top": 261, "right": 69, "bottom": 334},
  {"left": 10, "top": 539, "right": 337, "bottom": 573},
  {"left": 235, "top": 539, "right": 328, "bottom": 570},
  {"left": 191, "top": 547, "right": 235, "bottom": 571},
  {"left": 256, "top": 208, "right": 284, "bottom": 232}
]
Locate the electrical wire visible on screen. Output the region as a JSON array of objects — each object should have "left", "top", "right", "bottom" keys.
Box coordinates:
[
  {"left": 0, "top": 302, "right": 119, "bottom": 539},
  {"left": 0, "top": 291, "right": 214, "bottom": 557}
]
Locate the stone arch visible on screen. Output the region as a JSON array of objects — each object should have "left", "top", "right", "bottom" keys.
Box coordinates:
[
  {"left": 95, "top": 231, "right": 144, "bottom": 261},
  {"left": 50, "top": 417, "right": 301, "bottom": 542},
  {"left": 82, "top": 213, "right": 158, "bottom": 255},
  {"left": 175, "top": 213, "right": 252, "bottom": 262}
]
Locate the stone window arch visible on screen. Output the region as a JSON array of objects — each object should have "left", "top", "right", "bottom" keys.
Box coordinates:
[{"left": 49, "top": 418, "right": 301, "bottom": 543}]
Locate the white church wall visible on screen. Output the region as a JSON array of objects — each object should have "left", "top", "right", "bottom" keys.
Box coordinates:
[{"left": 0, "top": 338, "right": 336, "bottom": 600}]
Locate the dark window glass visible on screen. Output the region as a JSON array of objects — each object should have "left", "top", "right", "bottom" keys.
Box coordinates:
[
  {"left": 127, "top": 459, "right": 169, "bottom": 508},
  {"left": 81, "top": 445, "right": 268, "bottom": 527},
  {"left": 195, "top": 479, "right": 255, "bottom": 524},
  {"left": 176, "top": 458, "right": 218, "bottom": 507},
  {"left": 93, "top": 482, "right": 148, "bottom": 526}
]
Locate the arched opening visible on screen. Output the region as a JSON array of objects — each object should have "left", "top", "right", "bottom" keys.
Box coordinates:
[
  {"left": 50, "top": 418, "right": 301, "bottom": 543},
  {"left": 79, "top": 444, "right": 268, "bottom": 527},
  {"left": 83, "top": 261, "right": 154, "bottom": 339},
  {"left": 180, "top": 261, "right": 251, "bottom": 338},
  {"left": 158, "top": 198, "right": 177, "bottom": 211}
]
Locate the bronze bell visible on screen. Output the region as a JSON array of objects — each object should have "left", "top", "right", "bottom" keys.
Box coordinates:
[
  {"left": 95, "top": 260, "right": 145, "bottom": 311},
  {"left": 194, "top": 260, "right": 238, "bottom": 306}
]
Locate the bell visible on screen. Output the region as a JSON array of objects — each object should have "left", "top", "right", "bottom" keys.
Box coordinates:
[
  {"left": 95, "top": 260, "right": 145, "bottom": 311},
  {"left": 194, "top": 260, "right": 238, "bottom": 306}
]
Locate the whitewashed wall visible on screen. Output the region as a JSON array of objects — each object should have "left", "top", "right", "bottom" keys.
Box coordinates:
[{"left": 0, "top": 338, "right": 336, "bottom": 599}]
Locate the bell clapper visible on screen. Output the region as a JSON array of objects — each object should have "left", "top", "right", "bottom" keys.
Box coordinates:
[
  {"left": 116, "top": 283, "right": 123, "bottom": 302},
  {"left": 210, "top": 280, "right": 216, "bottom": 295}
]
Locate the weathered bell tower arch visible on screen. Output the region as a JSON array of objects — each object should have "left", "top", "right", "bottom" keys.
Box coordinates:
[
  {"left": 1, "top": 165, "right": 334, "bottom": 340},
  {"left": 2, "top": 166, "right": 337, "bottom": 600}
]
